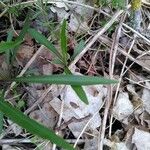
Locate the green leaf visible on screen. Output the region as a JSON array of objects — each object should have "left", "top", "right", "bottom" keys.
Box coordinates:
[
  {"left": 11, "top": 15, "right": 31, "bottom": 61},
  {"left": 6, "top": 30, "right": 13, "bottom": 65},
  {"left": 13, "top": 74, "right": 118, "bottom": 85},
  {"left": 0, "top": 97, "right": 74, "bottom": 150},
  {"left": 61, "top": 19, "right": 68, "bottom": 64},
  {"left": 64, "top": 67, "right": 89, "bottom": 104},
  {"left": 71, "top": 85, "right": 88, "bottom": 104},
  {"left": 0, "top": 40, "right": 22, "bottom": 53},
  {"left": 17, "top": 15, "right": 30, "bottom": 41},
  {"left": 71, "top": 40, "right": 85, "bottom": 60},
  {"left": 64, "top": 67, "right": 88, "bottom": 104},
  {"left": 28, "top": 28, "right": 62, "bottom": 60}
]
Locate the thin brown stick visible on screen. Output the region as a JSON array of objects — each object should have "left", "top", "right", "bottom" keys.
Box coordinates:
[
  {"left": 24, "top": 86, "right": 52, "bottom": 114},
  {"left": 100, "top": 14, "right": 126, "bottom": 145},
  {"left": 69, "top": 9, "right": 125, "bottom": 70},
  {"left": 98, "top": 36, "right": 150, "bottom": 72}
]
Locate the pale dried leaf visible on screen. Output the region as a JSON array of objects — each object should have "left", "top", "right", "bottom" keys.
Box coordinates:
[
  {"left": 141, "top": 82, "right": 150, "bottom": 114},
  {"left": 68, "top": 14, "right": 89, "bottom": 33},
  {"left": 50, "top": 7, "right": 69, "bottom": 21},
  {"left": 111, "top": 142, "right": 129, "bottom": 150},
  {"left": 53, "top": 2, "right": 68, "bottom": 10},
  {"left": 132, "top": 128, "right": 150, "bottom": 150},
  {"left": 50, "top": 85, "right": 107, "bottom": 137},
  {"left": 113, "top": 92, "right": 134, "bottom": 121},
  {"left": 30, "top": 102, "right": 58, "bottom": 128},
  {"left": 42, "top": 63, "right": 53, "bottom": 75},
  {"left": 83, "top": 138, "right": 98, "bottom": 150}
]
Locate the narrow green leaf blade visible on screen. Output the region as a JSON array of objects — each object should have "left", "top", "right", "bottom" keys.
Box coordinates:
[
  {"left": 17, "top": 15, "right": 30, "bottom": 41},
  {"left": 71, "top": 85, "right": 89, "bottom": 104},
  {"left": 6, "top": 30, "right": 13, "bottom": 65},
  {"left": 28, "top": 28, "right": 62, "bottom": 59},
  {"left": 64, "top": 68, "right": 88, "bottom": 104},
  {"left": 14, "top": 75, "right": 118, "bottom": 85},
  {"left": 61, "top": 19, "right": 68, "bottom": 64},
  {"left": 0, "top": 97, "right": 74, "bottom": 150},
  {"left": 11, "top": 15, "right": 30, "bottom": 60},
  {"left": 0, "top": 40, "right": 22, "bottom": 53}
]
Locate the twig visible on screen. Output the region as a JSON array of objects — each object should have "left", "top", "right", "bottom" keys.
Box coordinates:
[
  {"left": 0, "top": 139, "right": 31, "bottom": 145},
  {"left": 100, "top": 13, "right": 126, "bottom": 145},
  {"left": 52, "top": 89, "right": 65, "bottom": 150},
  {"left": 122, "top": 23, "right": 150, "bottom": 44},
  {"left": 69, "top": 9, "right": 125, "bottom": 69},
  {"left": 125, "top": 77, "right": 150, "bottom": 90},
  {"left": 109, "top": 36, "right": 136, "bottom": 138},
  {"left": 99, "top": 6, "right": 150, "bottom": 45},
  {"left": 56, "top": 114, "right": 91, "bottom": 131},
  {"left": 9, "top": 13, "right": 19, "bottom": 36},
  {"left": 24, "top": 86, "right": 53, "bottom": 114},
  {"left": 0, "top": 9, "right": 7, "bottom": 18},
  {"left": 98, "top": 36, "right": 150, "bottom": 72}
]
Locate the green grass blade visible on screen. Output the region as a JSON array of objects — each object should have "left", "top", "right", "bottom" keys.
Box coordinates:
[
  {"left": 71, "top": 85, "right": 89, "bottom": 104},
  {"left": 11, "top": 15, "right": 31, "bottom": 61},
  {"left": 0, "top": 40, "right": 22, "bottom": 53},
  {"left": 71, "top": 40, "right": 85, "bottom": 61},
  {"left": 28, "top": 28, "right": 62, "bottom": 60},
  {"left": 6, "top": 30, "right": 13, "bottom": 65},
  {"left": 0, "top": 97, "right": 74, "bottom": 150},
  {"left": 17, "top": 15, "right": 30, "bottom": 41},
  {"left": 64, "top": 68, "right": 88, "bottom": 104},
  {"left": 14, "top": 75, "right": 118, "bottom": 85},
  {"left": 61, "top": 19, "right": 68, "bottom": 64}
]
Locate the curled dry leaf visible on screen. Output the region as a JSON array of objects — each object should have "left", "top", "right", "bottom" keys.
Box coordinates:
[
  {"left": 50, "top": 85, "right": 107, "bottom": 137},
  {"left": 132, "top": 128, "right": 150, "bottom": 150},
  {"left": 112, "top": 92, "right": 134, "bottom": 122}
]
